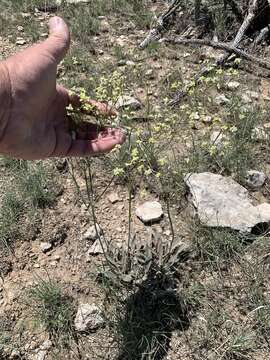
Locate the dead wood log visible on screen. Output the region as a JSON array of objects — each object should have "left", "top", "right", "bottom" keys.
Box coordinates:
[{"left": 163, "top": 37, "right": 270, "bottom": 70}]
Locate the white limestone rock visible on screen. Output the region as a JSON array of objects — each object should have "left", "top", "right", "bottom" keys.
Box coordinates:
[
  {"left": 88, "top": 239, "right": 105, "bottom": 255},
  {"left": 75, "top": 304, "right": 104, "bottom": 332},
  {"left": 185, "top": 172, "right": 270, "bottom": 233},
  {"left": 40, "top": 242, "right": 52, "bottom": 253},
  {"left": 107, "top": 192, "right": 120, "bottom": 204},
  {"left": 116, "top": 96, "right": 142, "bottom": 111},
  {"left": 136, "top": 201, "right": 163, "bottom": 224}
]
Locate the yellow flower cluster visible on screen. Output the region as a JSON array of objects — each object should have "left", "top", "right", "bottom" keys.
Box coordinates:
[{"left": 96, "top": 71, "right": 125, "bottom": 103}]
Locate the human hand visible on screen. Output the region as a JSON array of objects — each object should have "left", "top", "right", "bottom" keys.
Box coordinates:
[{"left": 0, "top": 17, "right": 125, "bottom": 160}]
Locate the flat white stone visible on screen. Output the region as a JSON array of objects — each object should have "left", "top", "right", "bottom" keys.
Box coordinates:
[
  {"left": 116, "top": 96, "right": 142, "bottom": 111},
  {"left": 16, "top": 39, "right": 26, "bottom": 45},
  {"left": 136, "top": 201, "right": 163, "bottom": 223},
  {"left": 107, "top": 192, "right": 120, "bottom": 204},
  {"left": 185, "top": 172, "right": 270, "bottom": 233},
  {"left": 40, "top": 242, "right": 52, "bottom": 253}
]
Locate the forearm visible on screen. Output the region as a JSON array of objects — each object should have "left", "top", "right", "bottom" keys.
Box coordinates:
[{"left": 0, "top": 62, "right": 11, "bottom": 142}]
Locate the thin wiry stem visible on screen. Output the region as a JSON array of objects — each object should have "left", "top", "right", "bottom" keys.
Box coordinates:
[
  {"left": 125, "top": 179, "right": 132, "bottom": 273},
  {"left": 86, "top": 159, "right": 118, "bottom": 271},
  {"left": 165, "top": 198, "right": 175, "bottom": 263},
  {"left": 95, "top": 175, "right": 115, "bottom": 203},
  {"left": 68, "top": 159, "right": 88, "bottom": 209}
]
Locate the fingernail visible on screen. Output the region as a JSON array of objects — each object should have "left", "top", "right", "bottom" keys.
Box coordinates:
[{"left": 49, "top": 17, "right": 62, "bottom": 31}]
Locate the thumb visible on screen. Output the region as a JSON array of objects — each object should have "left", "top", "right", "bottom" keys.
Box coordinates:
[{"left": 43, "top": 16, "right": 70, "bottom": 63}]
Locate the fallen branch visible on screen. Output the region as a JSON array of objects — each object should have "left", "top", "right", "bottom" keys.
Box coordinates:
[
  {"left": 163, "top": 37, "right": 270, "bottom": 70},
  {"left": 139, "top": 0, "right": 182, "bottom": 49},
  {"left": 163, "top": 36, "right": 270, "bottom": 106}
]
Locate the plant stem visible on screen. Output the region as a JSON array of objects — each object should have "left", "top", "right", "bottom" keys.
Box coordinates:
[
  {"left": 123, "top": 178, "right": 132, "bottom": 273},
  {"left": 86, "top": 158, "right": 118, "bottom": 271},
  {"left": 166, "top": 198, "right": 175, "bottom": 260},
  {"left": 83, "top": 159, "right": 91, "bottom": 207},
  {"left": 95, "top": 175, "right": 115, "bottom": 203},
  {"left": 68, "top": 160, "right": 88, "bottom": 209}
]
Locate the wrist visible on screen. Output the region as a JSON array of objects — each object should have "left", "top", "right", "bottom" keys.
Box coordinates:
[{"left": 0, "top": 62, "right": 11, "bottom": 143}]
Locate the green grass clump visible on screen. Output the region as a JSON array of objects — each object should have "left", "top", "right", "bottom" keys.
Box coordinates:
[
  {"left": 27, "top": 279, "right": 75, "bottom": 346},
  {"left": 193, "top": 225, "right": 249, "bottom": 269},
  {"left": 18, "top": 163, "right": 56, "bottom": 208},
  {"left": 0, "top": 190, "right": 23, "bottom": 251},
  {"left": 0, "top": 0, "right": 152, "bottom": 45},
  {"left": 0, "top": 159, "right": 56, "bottom": 250}
]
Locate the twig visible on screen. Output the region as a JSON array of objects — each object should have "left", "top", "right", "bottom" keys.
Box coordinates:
[
  {"left": 139, "top": 0, "right": 182, "bottom": 49},
  {"left": 231, "top": 0, "right": 259, "bottom": 45},
  {"left": 87, "top": 159, "right": 118, "bottom": 271},
  {"left": 165, "top": 198, "right": 175, "bottom": 262},
  {"left": 95, "top": 175, "right": 115, "bottom": 203},
  {"left": 68, "top": 159, "right": 89, "bottom": 209},
  {"left": 163, "top": 37, "right": 270, "bottom": 70},
  {"left": 122, "top": 180, "right": 132, "bottom": 274}
]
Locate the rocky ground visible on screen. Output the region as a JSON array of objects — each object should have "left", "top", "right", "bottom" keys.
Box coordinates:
[{"left": 0, "top": 1, "right": 270, "bottom": 360}]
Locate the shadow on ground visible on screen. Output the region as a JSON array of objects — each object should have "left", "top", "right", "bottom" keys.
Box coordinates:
[{"left": 116, "top": 264, "right": 191, "bottom": 360}]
